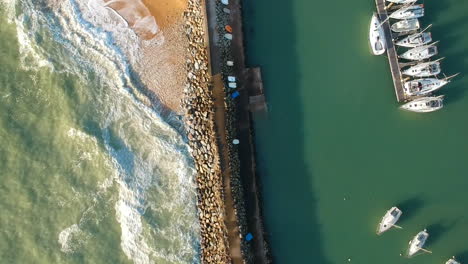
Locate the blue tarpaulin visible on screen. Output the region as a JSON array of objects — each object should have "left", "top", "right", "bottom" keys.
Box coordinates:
[
  {"left": 245, "top": 233, "right": 253, "bottom": 241},
  {"left": 231, "top": 91, "right": 240, "bottom": 99}
]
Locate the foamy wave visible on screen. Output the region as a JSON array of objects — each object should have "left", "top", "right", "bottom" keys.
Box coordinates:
[
  {"left": 11, "top": 0, "right": 201, "bottom": 262},
  {"left": 58, "top": 224, "right": 88, "bottom": 253}
]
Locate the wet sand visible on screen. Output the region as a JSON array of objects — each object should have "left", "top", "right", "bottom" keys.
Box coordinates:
[{"left": 105, "top": 0, "right": 189, "bottom": 113}]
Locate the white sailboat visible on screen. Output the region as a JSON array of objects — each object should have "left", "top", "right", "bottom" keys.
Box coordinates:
[
  {"left": 446, "top": 257, "right": 461, "bottom": 264},
  {"left": 403, "top": 77, "right": 450, "bottom": 96},
  {"left": 390, "top": 4, "right": 424, "bottom": 20},
  {"left": 402, "top": 58, "right": 443, "bottom": 77},
  {"left": 401, "top": 96, "right": 444, "bottom": 113},
  {"left": 386, "top": 0, "right": 417, "bottom": 4},
  {"left": 399, "top": 41, "right": 438, "bottom": 61},
  {"left": 377, "top": 207, "right": 402, "bottom": 235},
  {"left": 396, "top": 24, "right": 432, "bottom": 47},
  {"left": 369, "top": 13, "right": 386, "bottom": 55},
  {"left": 407, "top": 229, "right": 431, "bottom": 256},
  {"left": 391, "top": 19, "right": 420, "bottom": 33}
]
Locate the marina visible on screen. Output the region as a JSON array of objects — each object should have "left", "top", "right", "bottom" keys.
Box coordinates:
[{"left": 374, "top": 0, "right": 459, "bottom": 111}]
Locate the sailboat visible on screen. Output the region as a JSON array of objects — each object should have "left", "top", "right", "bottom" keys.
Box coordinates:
[
  {"left": 401, "top": 96, "right": 444, "bottom": 113},
  {"left": 391, "top": 19, "right": 420, "bottom": 33},
  {"left": 396, "top": 25, "right": 432, "bottom": 47},
  {"left": 369, "top": 13, "right": 386, "bottom": 55},
  {"left": 386, "top": 0, "right": 417, "bottom": 4},
  {"left": 402, "top": 58, "right": 443, "bottom": 77},
  {"left": 377, "top": 207, "right": 402, "bottom": 235},
  {"left": 446, "top": 257, "right": 461, "bottom": 264},
  {"left": 407, "top": 229, "right": 431, "bottom": 256},
  {"left": 389, "top": 4, "right": 424, "bottom": 20},
  {"left": 403, "top": 74, "right": 458, "bottom": 96},
  {"left": 399, "top": 41, "right": 438, "bottom": 61}
]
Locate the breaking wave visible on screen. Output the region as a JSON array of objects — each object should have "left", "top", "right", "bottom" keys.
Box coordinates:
[{"left": 2, "top": 0, "right": 201, "bottom": 263}]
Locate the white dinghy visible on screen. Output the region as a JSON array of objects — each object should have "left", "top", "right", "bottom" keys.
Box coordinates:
[
  {"left": 369, "top": 13, "right": 386, "bottom": 55},
  {"left": 399, "top": 41, "right": 439, "bottom": 61},
  {"left": 402, "top": 58, "right": 443, "bottom": 77},
  {"left": 407, "top": 229, "right": 431, "bottom": 256},
  {"left": 390, "top": 4, "right": 424, "bottom": 20},
  {"left": 396, "top": 24, "right": 432, "bottom": 47},
  {"left": 401, "top": 96, "right": 444, "bottom": 113},
  {"left": 391, "top": 19, "right": 420, "bottom": 33},
  {"left": 377, "top": 207, "right": 402, "bottom": 235},
  {"left": 446, "top": 257, "right": 461, "bottom": 264}
]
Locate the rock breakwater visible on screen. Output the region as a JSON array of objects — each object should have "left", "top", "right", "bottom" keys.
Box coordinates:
[{"left": 183, "top": 0, "right": 231, "bottom": 263}]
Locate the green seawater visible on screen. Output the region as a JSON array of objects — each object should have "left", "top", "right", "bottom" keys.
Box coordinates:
[
  {"left": 243, "top": 0, "right": 468, "bottom": 263},
  {"left": 0, "top": 2, "right": 200, "bottom": 263}
]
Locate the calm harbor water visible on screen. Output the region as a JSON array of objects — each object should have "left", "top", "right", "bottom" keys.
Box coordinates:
[
  {"left": 243, "top": 0, "right": 468, "bottom": 263},
  {"left": 0, "top": 1, "right": 200, "bottom": 263}
]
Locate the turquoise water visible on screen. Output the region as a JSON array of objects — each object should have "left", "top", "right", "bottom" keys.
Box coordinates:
[
  {"left": 0, "top": 1, "right": 200, "bottom": 263},
  {"left": 243, "top": 0, "right": 468, "bottom": 263}
]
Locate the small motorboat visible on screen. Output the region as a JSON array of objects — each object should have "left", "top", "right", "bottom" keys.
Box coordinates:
[
  {"left": 404, "top": 78, "right": 449, "bottom": 96},
  {"left": 401, "top": 96, "right": 444, "bottom": 113},
  {"left": 390, "top": 4, "right": 424, "bottom": 20},
  {"left": 399, "top": 41, "right": 438, "bottom": 61},
  {"left": 377, "top": 207, "right": 402, "bottom": 235},
  {"left": 391, "top": 19, "right": 420, "bottom": 33},
  {"left": 446, "top": 257, "right": 461, "bottom": 264},
  {"left": 402, "top": 58, "right": 443, "bottom": 77},
  {"left": 407, "top": 229, "right": 431, "bottom": 256},
  {"left": 369, "top": 13, "right": 386, "bottom": 55}
]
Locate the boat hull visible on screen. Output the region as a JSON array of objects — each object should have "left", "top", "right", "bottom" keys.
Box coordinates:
[
  {"left": 369, "top": 13, "right": 386, "bottom": 55},
  {"left": 402, "top": 61, "right": 441, "bottom": 77},
  {"left": 396, "top": 32, "right": 432, "bottom": 48},
  {"left": 407, "top": 230, "right": 429, "bottom": 256},
  {"left": 403, "top": 78, "right": 448, "bottom": 96},
  {"left": 401, "top": 96, "right": 444, "bottom": 113},
  {"left": 391, "top": 19, "right": 420, "bottom": 33},
  {"left": 389, "top": 5, "right": 424, "bottom": 20},
  {"left": 399, "top": 45, "right": 438, "bottom": 61},
  {"left": 377, "top": 207, "right": 402, "bottom": 235}
]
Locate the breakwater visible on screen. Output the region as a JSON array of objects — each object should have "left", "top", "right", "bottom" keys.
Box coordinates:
[{"left": 182, "top": 0, "right": 231, "bottom": 262}]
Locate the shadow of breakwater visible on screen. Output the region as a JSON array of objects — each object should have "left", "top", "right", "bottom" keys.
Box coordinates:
[{"left": 242, "top": 0, "right": 330, "bottom": 263}]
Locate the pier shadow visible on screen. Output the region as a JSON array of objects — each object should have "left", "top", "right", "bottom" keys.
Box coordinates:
[
  {"left": 242, "top": 0, "right": 330, "bottom": 263},
  {"left": 424, "top": 0, "right": 468, "bottom": 104},
  {"left": 397, "top": 197, "right": 424, "bottom": 224}
]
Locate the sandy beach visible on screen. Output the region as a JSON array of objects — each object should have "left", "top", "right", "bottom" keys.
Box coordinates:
[{"left": 104, "top": 0, "right": 189, "bottom": 113}]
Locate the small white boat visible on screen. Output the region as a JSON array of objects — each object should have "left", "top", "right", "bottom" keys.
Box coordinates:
[
  {"left": 402, "top": 58, "right": 443, "bottom": 77},
  {"left": 386, "top": 0, "right": 417, "bottom": 4},
  {"left": 401, "top": 96, "right": 444, "bottom": 113},
  {"left": 446, "top": 257, "right": 461, "bottom": 264},
  {"left": 404, "top": 78, "right": 448, "bottom": 96},
  {"left": 407, "top": 229, "right": 430, "bottom": 256},
  {"left": 390, "top": 4, "right": 424, "bottom": 20},
  {"left": 369, "top": 13, "right": 386, "bottom": 55},
  {"left": 391, "top": 19, "right": 420, "bottom": 33},
  {"left": 399, "top": 41, "right": 438, "bottom": 61},
  {"left": 377, "top": 207, "right": 402, "bottom": 235}
]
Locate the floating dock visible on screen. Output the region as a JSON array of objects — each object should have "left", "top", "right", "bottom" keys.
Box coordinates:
[{"left": 375, "top": 0, "right": 408, "bottom": 102}]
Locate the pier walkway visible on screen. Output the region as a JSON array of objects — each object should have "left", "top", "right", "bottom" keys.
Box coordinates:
[{"left": 375, "top": 0, "right": 407, "bottom": 102}]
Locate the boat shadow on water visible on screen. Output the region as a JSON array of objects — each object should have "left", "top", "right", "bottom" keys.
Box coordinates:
[
  {"left": 423, "top": 1, "right": 468, "bottom": 105},
  {"left": 454, "top": 250, "right": 468, "bottom": 263},
  {"left": 396, "top": 197, "right": 424, "bottom": 224},
  {"left": 426, "top": 220, "right": 458, "bottom": 247}
]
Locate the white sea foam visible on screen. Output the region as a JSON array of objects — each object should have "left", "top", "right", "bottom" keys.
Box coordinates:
[{"left": 7, "top": 0, "right": 201, "bottom": 263}]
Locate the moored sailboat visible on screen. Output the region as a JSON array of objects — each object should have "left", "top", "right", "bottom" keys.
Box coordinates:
[
  {"left": 407, "top": 229, "right": 431, "bottom": 257},
  {"left": 396, "top": 24, "right": 432, "bottom": 47},
  {"left": 389, "top": 4, "right": 424, "bottom": 20},
  {"left": 399, "top": 41, "right": 439, "bottom": 61},
  {"left": 446, "top": 257, "right": 461, "bottom": 264},
  {"left": 391, "top": 19, "right": 420, "bottom": 33},
  {"left": 403, "top": 74, "right": 458, "bottom": 96},
  {"left": 402, "top": 58, "right": 443, "bottom": 77},
  {"left": 401, "top": 96, "right": 444, "bottom": 113},
  {"left": 377, "top": 207, "right": 402, "bottom": 235},
  {"left": 369, "top": 13, "right": 386, "bottom": 55}
]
